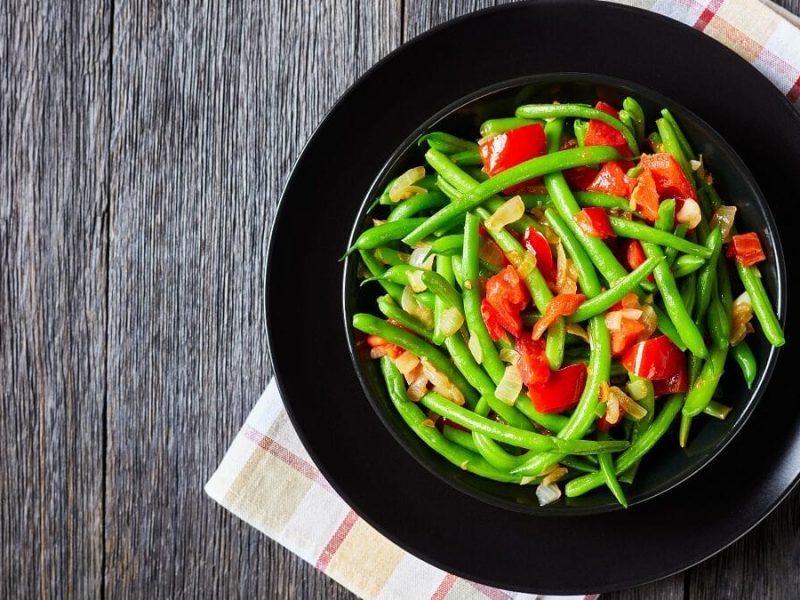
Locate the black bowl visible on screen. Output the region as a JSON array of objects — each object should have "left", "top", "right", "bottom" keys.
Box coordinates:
[{"left": 343, "top": 74, "right": 786, "bottom": 515}]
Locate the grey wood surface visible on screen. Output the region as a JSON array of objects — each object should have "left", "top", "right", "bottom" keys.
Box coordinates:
[{"left": 1, "top": 1, "right": 799, "bottom": 598}]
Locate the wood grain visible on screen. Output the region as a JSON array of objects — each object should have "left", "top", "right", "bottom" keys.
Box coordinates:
[
  {"left": 0, "top": 1, "right": 110, "bottom": 597},
  {"left": 1, "top": 0, "right": 799, "bottom": 598}
]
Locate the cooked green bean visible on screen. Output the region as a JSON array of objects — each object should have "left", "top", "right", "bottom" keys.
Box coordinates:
[
  {"left": 732, "top": 341, "right": 757, "bottom": 389},
  {"left": 387, "top": 190, "right": 448, "bottom": 222},
  {"left": 735, "top": 262, "right": 785, "bottom": 347},
  {"left": 376, "top": 295, "right": 433, "bottom": 340},
  {"left": 619, "top": 375, "right": 655, "bottom": 484},
  {"left": 359, "top": 250, "right": 403, "bottom": 304},
  {"left": 672, "top": 254, "right": 706, "bottom": 278},
  {"left": 373, "top": 247, "right": 409, "bottom": 266},
  {"left": 694, "top": 227, "right": 723, "bottom": 322},
  {"left": 682, "top": 345, "right": 728, "bottom": 418},
  {"left": 422, "top": 269, "right": 464, "bottom": 315},
  {"left": 450, "top": 149, "right": 482, "bottom": 166},
  {"left": 608, "top": 216, "right": 712, "bottom": 258},
  {"left": 623, "top": 97, "right": 646, "bottom": 143},
  {"left": 347, "top": 218, "right": 428, "bottom": 255},
  {"left": 656, "top": 117, "right": 694, "bottom": 181},
  {"left": 418, "top": 131, "right": 478, "bottom": 154},
  {"left": 480, "top": 117, "right": 542, "bottom": 137},
  {"left": 703, "top": 400, "right": 732, "bottom": 420},
  {"left": 598, "top": 431, "right": 628, "bottom": 508},
  {"left": 655, "top": 199, "right": 676, "bottom": 232},
  {"left": 544, "top": 208, "right": 602, "bottom": 297}
]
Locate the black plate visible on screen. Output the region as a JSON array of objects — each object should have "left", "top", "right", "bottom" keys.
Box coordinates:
[
  {"left": 266, "top": 0, "right": 800, "bottom": 593},
  {"left": 343, "top": 74, "right": 786, "bottom": 515}
]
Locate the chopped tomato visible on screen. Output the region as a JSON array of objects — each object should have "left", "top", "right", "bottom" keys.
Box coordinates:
[
  {"left": 652, "top": 358, "right": 689, "bottom": 396},
  {"left": 596, "top": 415, "right": 615, "bottom": 432},
  {"left": 483, "top": 266, "right": 529, "bottom": 338},
  {"left": 523, "top": 227, "right": 555, "bottom": 282},
  {"left": 625, "top": 239, "right": 654, "bottom": 283},
  {"left": 479, "top": 123, "right": 547, "bottom": 193},
  {"left": 365, "top": 335, "right": 403, "bottom": 359},
  {"left": 610, "top": 292, "right": 641, "bottom": 312},
  {"left": 630, "top": 168, "right": 660, "bottom": 222},
  {"left": 621, "top": 335, "right": 685, "bottom": 380},
  {"left": 639, "top": 153, "right": 697, "bottom": 201},
  {"left": 564, "top": 165, "right": 599, "bottom": 191},
  {"left": 532, "top": 293, "right": 586, "bottom": 340},
  {"left": 527, "top": 363, "right": 587, "bottom": 414},
  {"left": 587, "top": 161, "right": 630, "bottom": 197},
  {"left": 726, "top": 232, "right": 766, "bottom": 267},
  {"left": 515, "top": 335, "right": 550, "bottom": 388},
  {"left": 610, "top": 318, "right": 646, "bottom": 356},
  {"left": 574, "top": 207, "right": 614, "bottom": 239},
  {"left": 480, "top": 299, "right": 508, "bottom": 342},
  {"left": 584, "top": 102, "right": 626, "bottom": 148}
]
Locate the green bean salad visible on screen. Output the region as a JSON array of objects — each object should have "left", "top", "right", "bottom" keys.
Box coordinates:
[{"left": 348, "top": 97, "right": 783, "bottom": 507}]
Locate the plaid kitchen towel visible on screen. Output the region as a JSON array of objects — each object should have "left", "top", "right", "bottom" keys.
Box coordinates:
[{"left": 206, "top": 2, "right": 800, "bottom": 598}]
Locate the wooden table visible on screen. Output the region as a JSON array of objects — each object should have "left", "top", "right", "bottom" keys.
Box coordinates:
[{"left": 3, "top": 1, "right": 799, "bottom": 597}]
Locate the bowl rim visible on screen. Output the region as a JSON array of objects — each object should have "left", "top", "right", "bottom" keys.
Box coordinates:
[{"left": 342, "top": 71, "right": 787, "bottom": 516}]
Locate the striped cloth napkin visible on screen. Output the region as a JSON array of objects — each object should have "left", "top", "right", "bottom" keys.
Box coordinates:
[{"left": 206, "top": 1, "right": 800, "bottom": 598}]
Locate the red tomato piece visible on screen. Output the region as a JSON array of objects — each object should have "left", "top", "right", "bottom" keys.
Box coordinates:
[
  {"left": 639, "top": 153, "right": 697, "bottom": 201},
  {"left": 625, "top": 239, "right": 654, "bottom": 283},
  {"left": 574, "top": 207, "right": 615, "bottom": 239},
  {"left": 610, "top": 318, "right": 646, "bottom": 356},
  {"left": 515, "top": 335, "right": 550, "bottom": 388},
  {"left": 527, "top": 363, "right": 587, "bottom": 414},
  {"left": 365, "top": 335, "right": 403, "bottom": 359},
  {"left": 523, "top": 227, "right": 555, "bottom": 282},
  {"left": 483, "top": 266, "right": 529, "bottom": 338},
  {"left": 564, "top": 165, "right": 600, "bottom": 191},
  {"left": 587, "top": 161, "right": 631, "bottom": 197},
  {"left": 652, "top": 358, "right": 689, "bottom": 396},
  {"left": 480, "top": 299, "right": 507, "bottom": 342},
  {"left": 621, "top": 335, "right": 685, "bottom": 380},
  {"left": 630, "top": 168, "right": 660, "bottom": 222},
  {"left": 479, "top": 124, "right": 547, "bottom": 195},
  {"left": 532, "top": 293, "right": 586, "bottom": 340},
  {"left": 584, "top": 102, "right": 626, "bottom": 148},
  {"left": 726, "top": 232, "right": 766, "bottom": 267}
]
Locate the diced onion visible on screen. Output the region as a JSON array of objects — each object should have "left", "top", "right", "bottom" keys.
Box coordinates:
[
  {"left": 566, "top": 323, "right": 590, "bottom": 342},
  {"left": 499, "top": 348, "right": 520, "bottom": 363},
  {"left": 468, "top": 333, "right": 483, "bottom": 364},
  {"left": 479, "top": 238, "right": 505, "bottom": 267},
  {"left": 433, "top": 384, "right": 466, "bottom": 406},
  {"left": 690, "top": 158, "right": 702, "bottom": 171},
  {"left": 542, "top": 465, "right": 569, "bottom": 486},
  {"left": 389, "top": 166, "right": 426, "bottom": 202},
  {"left": 485, "top": 195, "right": 525, "bottom": 232},
  {"left": 520, "top": 476, "right": 537, "bottom": 486},
  {"left": 605, "top": 310, "right": 623, "bottom": 331},
  {"left": 514, "top": 251, "right": 537, "bottom": 279},
  {"left": 409, "top": 246, "right": 435, "bottom": 271},
  {"left": 407, "top": 373, "right": 428, "bottom": 401},
  {"left": 619, "top": 308, "right": 643, "bottom": 320},
  {"left": 439, "top": 306, "right": 464, "bottom": 338},
  {"left": 639, "top": 305, "right": 658, "bottom": 339},
  {"left": 555, "top": 242, "right": 578, "bottom": 294},
  {"left": 394, "top": 350, "right": 420, "bottom": 375},
  {"left": 730, "top": 291, "right": 754, "bottom": 346},
  {"left": 612, "top": 386, "right": 648, "bottom": 421},
  {"left": 401, "top": 286, "right": 433, "bottom": 326},
  {"left": 372, "top": 218, "right": 386, "bottom": 227},
  {"left": 404, "top": 363, "right": 424, "bottom": 385},
  {"left": 422, "top": 359, "right": 465, "bottom": 406},
  {"left": 604, "top": 395, "right": 621, "bottom": 425},
  {"left": 407, "top": 269, "right": 427, "bottom": 292},
  {"left": 536, "top": 482, "right": 562, "bottom": 506},
  {"left": 370, "top": 346, "right": 390, "bottom": 359},
  {"left": 627, "top": 378, "right": 650, "bottom": 402},
  {"left": 676, "top": 198, "right": 702, "bottom": 229},
  {"left": 710, "top": 205, "right": 737, "bottom": 242},
  {"left": 495, "top": 364, "right": 522, "bottom": 405}
]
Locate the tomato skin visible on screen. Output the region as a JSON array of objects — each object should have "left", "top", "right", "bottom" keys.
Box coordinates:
[
  {"left": 479, "top": 124, "right": 547, "bottom": 193},
  {"left": 639, "top": 153, "right": 697, "bottom": 201},
  {"left": 584, "top": 102, "right": 626, "bottom": 148},
  {"left": 523, "top": 227, "right": 555, "bottom": 282},
  {"left": 630, "top": 168, "right": 660, "bottom": 222},
  {"left": 587, "top": 161, "right": 630, "bottom": 197},
  {"left": 625, "top": 239, "right": 654, "bottom": 283},
  {"left": 726, "top": 232, "right": 766, "bottom": 267},
  {"left": 652, "top": 358, "right": 689, "bottom": 396},
  {"left": 515, "top": 335, "right": 550, "bottom": 388},
  {"left": 480, "top": 299, "right": 507, "bottom": 342},
  {"left": 574, "top": 207, "right": 615, "bottom": 239},
  {"left": 482, "top": 266, "right": 529, "bottom": 338},
  {"left": 532, "top": 293, "right": 586, "bottom": 340},
  {"left": 622, "top": 335, "right": 685, "bottom": 380},
  {"left": 564, "top": 166, "right": 599, "bottom": 191},
  {"left": 528, "top": 363, "right": 587, "bottom": 414}
]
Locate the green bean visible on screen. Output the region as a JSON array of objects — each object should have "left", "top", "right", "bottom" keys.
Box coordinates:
[
  {"left": 707, "top": 286, "right": 730, "bottom": 350},
  {"left": 680, "top": 272, "right": 697, "bottom": 316},
  {"left": 651, "top": 303, "right": 688, "bottom": 351},
  {"left": 703, "top": 400, "right": 732, "bottom": 420},
  {"left": 561, "top": 455, "right": 600, "bottom": 474},
  {"left": 380, "top": 357, "right": 522, "bottom": 483},
  {"left": 496, "top": 191, "right": 630, "bottom": 212},
  {"left": 735, "top": 262, "right": 785, "bottom": 347},
  {"left": 648, "top": 131, "right": 664, "bottom": 153},
  {"left": 472, "top": 433, "right": 531, "bottom": 470},
  {"left": 619, "top": 110, "right": 636, "bottom": 149},
  {"left": 565, "top": 394, "right": 684, "bottom": 497},
  {"left": 377, "top": 264, "right": 424, "bottom": 287},
  {"left": 461, "top": 213, "right": 507, "bottom": 383},
  {"left": 425, "top": 234, "right": 464, "bottom": 258},
  {"left": 416, "top": 290, "right": 435, "bottom": 310},
  {"left": 513, "top": 395, "right": 569, "bottom": 433},
  {"left": 387, "top": 191, "right": 448, "bottom": 221},
  {"left": 480, "top": 117, "right": 541, "bottom": 138},
  {"left": 672, "top": 254, "right": 706, "bottom": 278},
  {"left": 359, "top": 250, "right": 403, "bottom": 304},
  {"left": 642, "top": 242, "right": 708, "bottom": 358},
  {"left": 422, "top": 269, "right": 464, "bottom": 315},
  {"left": 623, "top": 97, "right": 646, "bottom": 143},
  {"left": 373, "top": 247, "right": 409, "bottom": 266},
  {"left": 442, "top": 425, "right": 478, "bottom": 451},
  {"left": 376, "top": 295, "right": 433, "bottom": 340},
  {"left": 516, "top": 103, "right": 639, "bottom": 155},
  {"left": 732, "top": 341, "right": 757, "bottom": 389},
  {"left": 598, "top": 431, "right": 628, "bottom": 508},
  {"left": 418, "top": 131, "right": 478, "bottom": 154},
  {"left": 665, "top": 224, "right": 688, "bottom": 265},
  {"left": 619, "top": 375, "right": 655, "bottom": 484},
  {"left": 569, "top": 257, "right": 661, "bottom": 322},
  {"left": 347, "top": 218, "right": 427, "bottom": 255},
  {"left": 404, "top": 146, "right": 621, "bottom": 245},
  {"left": 378, "top": 174, "right": 439, "bottom": 205},
  {"left": 484, "top": 394, "right": 534, "bottom": 431},
  {"left": 656, "top": 117, "right": 694, "bottom": 181},
  {"left": 443, "top": 332, "right": 495, "bottom": 402},
  {"left": 682, "top": 344, "right": 728, "bottom": 418},
  {"left": 483, "top": 197, "right": 545, "bottom": 235},
  {"left": 544, "top": 208, "right": 603, "bottom": 297},
  {"left": 512, "top": 315, "right": 611, "bottom": 476},
  {"left": 655, "top": 199, "right": 676, "bottom": 232},
  {"left": 450, "top": 149, "right": 482, "bottom": 166},
  {"left": 694, "top": 227, "right": 723, "bottom": 322},
  {"left": 543, "top": 120, "right": 630, "bottom": 286},
  {"left": 421, "top": 392, "right": 628, "bottom": 455},
  {"left": 660, "top": 109, "right": 696, "bottom": 162},
  {"left": 353, "top": 314, "right": 479, "bottom": 404},
  {"left": 450, "top": 254, "right": 465, "bottom": 288},
  {"left": 608, "top": 216, "right": 712, "bottom": 258},
  {"left": 573, "top": 119, "right": 588, "bottom": 146}
]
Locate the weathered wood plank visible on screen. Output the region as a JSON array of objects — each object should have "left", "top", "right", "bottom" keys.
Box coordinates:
[
  {"left": 0, "top": 1, "right": 110, "bottom": 597},
  {"left": 105, "top": 1, "right": 398, "bottom": 597}
]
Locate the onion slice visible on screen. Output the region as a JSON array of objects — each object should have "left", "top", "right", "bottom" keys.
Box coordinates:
[
  {"left": 536, "top": 482, "right": 562, "bottom": 506},
  {"left": 389, "top": 166, "right": 426, "bottom": 202},
  {"left": 495, "top": 364, "right": 522, "bottom": 405},
  {"left": 730, "top": 291, "right": 754, "bottom": 346},
  {"left": 710, "top": 205, "right": 737, "bottom": 242},
  {"left": 439, "top": 306, "right": 464, "bottom": 338},
  {"left": 468, "top": 333, "right": 483, "bottom": 364},
  {"left": 485, "top": 195, "right": 525, "bottom": 232}
]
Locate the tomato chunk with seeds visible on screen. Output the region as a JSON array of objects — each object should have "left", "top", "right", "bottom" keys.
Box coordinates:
[
  {"left": 630, "top": 168, "right": 660, "bottom": 222},
  {"left": 587, "top": 161, "right": 630, "bottom": 197},
  {"left": 516, "top": 335, "right": 550, "bottom": 387},
  {"left": 639, "top": 153, "right": 697, "bottom": 201},
  {"left": 575, "top": 207, "right": 614, "bottom": 239}
]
